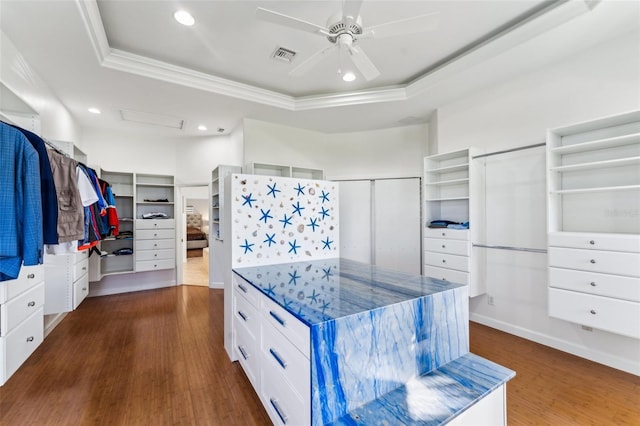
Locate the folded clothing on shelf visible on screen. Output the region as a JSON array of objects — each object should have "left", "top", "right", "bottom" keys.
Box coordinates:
[
  {"left": 447, "top": 222, "right": 470, "bottom": 229},
  {"left": 428, "top": 220, "right": 461, "bottom": 228},
  {"left": 142, "top": 212, "right": 168, "bottom": 219},
  {"left": 113, "top": 248, "right": 133, "bottom": 256}
]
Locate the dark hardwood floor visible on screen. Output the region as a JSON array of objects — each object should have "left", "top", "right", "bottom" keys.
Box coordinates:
[{"left": 1, "top": 286, "right": 638, "bottom": 425}]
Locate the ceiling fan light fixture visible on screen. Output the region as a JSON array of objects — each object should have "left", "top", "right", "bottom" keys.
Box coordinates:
[
  {"left": 342, "top": 71, "right": 356, "bottom": 82},
  {"left": 174, "top": 10, "right": 195, "bottom": 26}
]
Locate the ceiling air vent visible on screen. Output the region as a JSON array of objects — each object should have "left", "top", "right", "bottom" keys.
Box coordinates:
[{"left": 272, "top": 47, "right": 296, "bottom": 63}]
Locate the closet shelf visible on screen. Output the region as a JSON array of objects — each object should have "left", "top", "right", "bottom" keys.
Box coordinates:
[
  {"left": 550, "top": 156, "right": 640, "bottom": 172},
  {"left": 552, "top": 184, "right": 640, "bottom": 195},
  {"left": 425, "top": 196, "right": 470, "bottom": 202},
  {"left": 114, "top": 194, "right": 134, "bottom": 198},
  {"left": 136, "top": 201, "right": 175, "bottom": 205},
  {"left": 424, "top": 163, "right": 469, "bottom": 174},
  {"left": 551, "top": 132, "right": 640, "bottom": 155},
  {"left": 136, "top": 183, "right": 174, "bottom": 188},
  {"left": 424, "top": 178, "right": 470, "bottom": 186}
]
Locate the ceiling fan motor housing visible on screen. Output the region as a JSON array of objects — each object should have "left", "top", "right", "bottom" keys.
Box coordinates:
[{"left": 326, "top": 12, "right": 363, "bottom": 43}]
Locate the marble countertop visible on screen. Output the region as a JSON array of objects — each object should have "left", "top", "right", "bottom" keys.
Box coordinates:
[{"left": 233, "top": 257, "right": 464, "bottom": 326}]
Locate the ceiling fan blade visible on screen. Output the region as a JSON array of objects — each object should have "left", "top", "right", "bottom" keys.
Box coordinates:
[
  {"left": 361, "top": 11, "right": 440, "bottom": 39},
  {"left": 342, "top": 0, "right": 364, "bottom": 20},
  {"left": 348, "top": 45, "right": 380, "bottom": 81},
  {"left": 256, "top": 7, "right": 330, "bottom": 37},
  {"left": 289, "top": 44, "right": 338, "bottom": 77}
]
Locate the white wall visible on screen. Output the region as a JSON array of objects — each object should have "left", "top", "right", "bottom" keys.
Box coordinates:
[
  {"left": 243, "top": 118, "right": 428, "bottom": 180},
  {"left": 0, "top": 30, "right": 81, "bottom": 143},
  {"left": 437, "top": 31, "right": 640, "bottom": 374},
  {"left": 176, "top": 132, "right": 243, "bottom": 185}
]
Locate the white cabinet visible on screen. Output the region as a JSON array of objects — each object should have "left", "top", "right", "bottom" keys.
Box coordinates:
[
  {"left": 44, "top": 250, "right": 89, "bottom": 313},
  {"left": 423, "top": 149, "right": 483, "bottom": 296},
  {"left": 232, "top": 273, "right": 310, "bottom": 426},
  {"left": 546, "top": 111, "right": 640, "bottom": 338},
  {"left": 135, "top": 219, "right": 175, "bottom": 272},
  {"left": 0, "top": 265, "right": 45, "bottom": 385}
]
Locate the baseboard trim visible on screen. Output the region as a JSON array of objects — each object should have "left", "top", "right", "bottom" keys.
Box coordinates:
[
  {"left": 470, "top": 313, "right": 640, "bottom": 376},
  {"left": 89, "top": 280, "right": 176, "bottom": 297},
  {"left": 209, "top": 281, "right": 224, "bottom": 289}
]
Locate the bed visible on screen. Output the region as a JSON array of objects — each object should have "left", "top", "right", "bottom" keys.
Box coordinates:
[{"left": 186, "top": 214, "right": 208, "bottom": 257}]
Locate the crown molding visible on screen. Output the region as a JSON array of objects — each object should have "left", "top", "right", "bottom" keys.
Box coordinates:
[{"left": 77, "top": 0, "right": 595, "bottom": 112}]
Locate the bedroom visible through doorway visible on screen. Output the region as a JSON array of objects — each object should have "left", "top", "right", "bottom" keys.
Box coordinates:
[{"left": 181, "top": 186, "right": 209, "bottom": 286}]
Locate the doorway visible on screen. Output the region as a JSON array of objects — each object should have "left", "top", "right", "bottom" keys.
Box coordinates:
[{"left": 180, "top": 185, "right": 210, "bottom": 286}]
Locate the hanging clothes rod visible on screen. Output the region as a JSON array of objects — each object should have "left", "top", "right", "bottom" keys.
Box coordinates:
[
  {"left": 472, "top": 142, "right": 546, "bottom": 159},
  {"left": 473, "top": 243, "right": 547, "bottom": 254}
]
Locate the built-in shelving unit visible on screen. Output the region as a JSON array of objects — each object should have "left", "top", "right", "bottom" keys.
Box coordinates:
[
  {"left": 547, "top": 110, "right": 640, "bottom": 338},
  {"left": 423, "top": 148, "right": 484, "bottom": 297},
  {"left": 210, "top": 165, "right": 242, "bottom": 287},
  {"left": 100, "top": 171, "right": 135, "bottom": 275},
  {"left": 244, "top": 162, "right": 324, "bottom": 180}
]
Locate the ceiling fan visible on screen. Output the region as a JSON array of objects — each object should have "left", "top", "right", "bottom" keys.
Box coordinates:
[{"left": 256, "top": 0, "right": 439, "bottom": 82}]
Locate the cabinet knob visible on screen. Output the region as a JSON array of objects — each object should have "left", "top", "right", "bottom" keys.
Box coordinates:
[
  {"left": 154, "top": 233, "right": 158, "bottom": 237},
  {"left": 82, "top": 287, "right": 87, "bottom": 291},
  {"left": 442, "top": 232, "right": 446, "bottom": 237},
  {"left": 154, "top": 264, "right": 157, "bottom": 268},
  {"left": 590, "top": 259, "right": 596, "bottom": 264},
  {"left": 27, "top": 273, "right": 35, "bottom": 279},
  {"left": 442, "top": 259, "right": 446, "bottom": 263},
  {"left": 590, "top": 309, "right": 596, "bottom": 315},
  {"left": 590, "top": 282, "right": 596, "bottom": 287},
  {"left": 27, "top": 301, "right": 36, "bottom": 307},
  {"left": 154, "top": 254, "right": 158, "bottom": 257},
  {"left": 82, "top": 266, "right": 87, "bottom": 271},
  {"left": 442, "top": 245, "right": 446, "bottom": 249},
  {"left": 589, "top": 240, "right": 595, "bottom": 245},
  {"left": 154, "top": 244, "right": 158, "bottom": 247},
  {"left": 26, "top": 336, "right": 34, "bottom": 342}
]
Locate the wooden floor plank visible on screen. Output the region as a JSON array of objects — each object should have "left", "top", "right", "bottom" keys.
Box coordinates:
[{"left": 1, "top": 286, "right": 638, "bottom": 425}]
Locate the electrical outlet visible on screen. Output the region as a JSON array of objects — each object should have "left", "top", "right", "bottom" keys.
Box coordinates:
[{"left": 487, "top": 295, "right": 494, "bottom": 306}]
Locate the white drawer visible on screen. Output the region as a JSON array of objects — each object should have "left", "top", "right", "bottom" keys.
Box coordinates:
[
  {"left": 423, "top": 265, "right": 469, "bottom": 286},
  {"left": 549, "top": 267, "right": 640, "bottom": 302},
  {"left": 135, "top": 219, "right": 176, "bottom": 230},
  {"left": 424, "top": 228, "right": 469, "bottom": 240},
  {"left": 0, "top": 265, "right": 44, "bottom": 304},
  {"left": 75, "top": 250, "right": 89, "bottom": 262},
  {"left": 73, "top": 258, "right": 89, "bottom": 282},
  {"left": 136, "top": 229, "right": 174, "bottom": 240},
  {"left": 135, "top": 258, "right": 174, "bottom": 272},
  {"left": 234, "top": 288, "right": 260, "bottom": 333},
  {"left": 261, "top": 296, "right": 310, "bottom": 359},
  {"left": 136, "top": 249, "right": 175, "bottom": 262},
  {"left": 549, "top": 288, "right": 640, "bottom": 339},
  {"left": 424, "top": 238, "right": 470, "bottom": 256},
  {"left": 1, "top": 307, "right": 43, "bottom": 382},
  {"left": 549, "top": 247, "right": 640, "bottom": 277},
  {"left": 72, "top": 274, "right": 89, "bottom": 310},
  {"left": 235, "top": 317, "right": 259, "bottom": 389},
  {"left": 424, "top": 251, "right": 469, "bottom": 272},
  {"left": 261, "top": 320, "right": 310, "bottom": 398},
  {"left": 260, "top": 359, "right": 308, "bottom": 426},
  {"left": 549, "top": 232, "right": 640, "bottom": 253},
  {"left": 135, "top": 239, "right": 175, "bottom": 251},
  {"left": 233, "top": 273, "right": 260, "bottom": 308},
  {"left": 1, "top": 282, "right": 44, "bottom": 336}
]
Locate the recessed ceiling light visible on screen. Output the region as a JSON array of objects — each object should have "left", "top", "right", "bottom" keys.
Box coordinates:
[
  {"left": 342, "top": 72, "right": 356, "bottom": 82},
  {"left": 197, "top": 125, "right": 207, "bottom": 131},
  {"left": 88, "top": 107, "right": 101, "bottom": 114},
  {"left": 174, "top": 10, "right": 195, "bottom": 26}
]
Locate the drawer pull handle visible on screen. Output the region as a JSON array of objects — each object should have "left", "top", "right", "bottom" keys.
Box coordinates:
[
  {"left": 269, "top": 311, "right": 286, "bottom": 327},
  {"left": 269, "top": 348, "right": 287, "bottom": 369},
  {"left": 237, "top": 345, "right": 248, "bottom": 360},
  {"left": 590, "top": 259, "right": 596, "bottom": 264},
  {"left": 589, "top": 240, "right": 595, "bottom": 245},
  {"left": 237, "top": 310, "right": 247, "bottom": 321},
  {"left": 237, "top": 284, "right": 248, "bottom": 293},
  {"left": 590, "top": 282, "right": 596, "bottom": 287},
  {"left": 270, "top": 398, "right": 288, "bottom": 424},
  {"left": 442, "top": 278, "right": 447, "bottom": 281},
  {"left": 82, "top": 288, "right": 87, "bottom": 291},
  {"left": 27, "top": 273, "right": 35, "bottom": 279},
  {"left": 27, "top": 301, "right": 36, "bottom": 307},
  {"left": 590, "top": 309, "right": 596, "bottom": 315},
  {"left": 82, "top": 266, "right": 87, "bottom": 271},
  {"left": 26, "top": 336, "right": 34, "bottom": 342}
]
